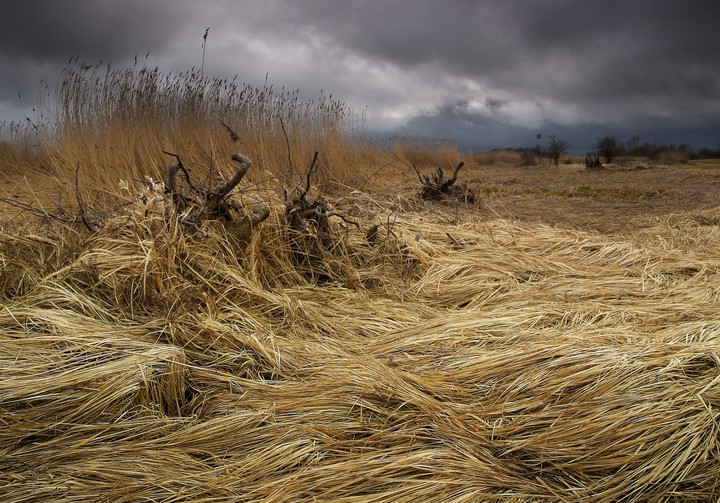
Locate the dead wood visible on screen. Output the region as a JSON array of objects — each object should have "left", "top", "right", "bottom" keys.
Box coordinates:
[
  {"left": 223, "top": 203, "right": 271, "bottom": 251},
  {"left": 284, "top": 151, "right": 360, "bottom": 280},
  {"left": 285, "top": 151, "right": 359, "bottom": 235},
  {"left": 75, "top": 163, "right": 95, "bottom": 232},
  {"left": 203, "top": 153, "right": 252, "bottom": 219},
  {"left": 417, "top": 161, "right": 465, "bottom": 200},
  {"left": 163, "top": 151, "right": 269, "bottom": 252}
]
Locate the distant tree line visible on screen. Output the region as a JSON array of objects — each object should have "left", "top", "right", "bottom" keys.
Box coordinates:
[
  {"left": 504, "top": 134, "right": 569, "bottom": 166},
  {"left": 594, "top": 134, "right": 720, "bottom": 163},
  {"left": 503, "top": 134, "right": 720, "bottom": 166}
]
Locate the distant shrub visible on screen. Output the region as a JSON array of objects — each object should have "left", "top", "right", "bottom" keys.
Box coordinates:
[
  {"left": 516, "top": 148, "right": 538, "bottom": 166},
  {"left": 695, "top": 146, "right": 720, "bottom": 159},
  {"left": 474, "top": 150, "right": 524, "bottom": 166},
  {"left": 658, "top": 150, "right": 690, "bottom": 164},
  {"left": 595, "top": 135, "right": 622, "bottom": 163},
  {"left": 584, "top": 152, "right": 603, "bottom": 170},
  {"left": 546, "top": 135, "right": 569, "bottom": 167}
]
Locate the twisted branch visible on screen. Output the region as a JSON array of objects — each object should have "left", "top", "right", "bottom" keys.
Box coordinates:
[{"left": 75, "top": 162, "right": 95, "bottom": 231}]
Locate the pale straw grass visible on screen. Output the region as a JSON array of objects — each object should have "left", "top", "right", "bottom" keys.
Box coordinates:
[
  {"left": 3, "top": 56, "right": 717, "bottom": 501},
  {"left": 1, "top": 178, "right": 719, "bottom": 501}
]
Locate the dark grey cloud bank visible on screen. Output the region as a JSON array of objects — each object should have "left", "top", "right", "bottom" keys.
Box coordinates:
[{"left": 1, "top": 0, "right": 719, "bottom": 152}]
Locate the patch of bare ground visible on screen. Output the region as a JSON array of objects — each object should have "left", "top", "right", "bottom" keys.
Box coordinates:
[{"left": 365, "top": 159, "right": 720, "bottom": 235}]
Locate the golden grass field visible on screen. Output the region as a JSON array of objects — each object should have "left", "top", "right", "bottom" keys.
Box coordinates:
[{"left": 1, "top": 63, "right": 719, "bottom": 501}]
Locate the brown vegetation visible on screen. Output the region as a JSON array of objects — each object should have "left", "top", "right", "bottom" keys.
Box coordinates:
[{"left": 1, "top": 62, "right": 719, "bottom": 501}]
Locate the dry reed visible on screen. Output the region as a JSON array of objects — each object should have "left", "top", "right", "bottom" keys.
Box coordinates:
[{"left": 5, "top": 58, "right": 378, "bottom": 206}]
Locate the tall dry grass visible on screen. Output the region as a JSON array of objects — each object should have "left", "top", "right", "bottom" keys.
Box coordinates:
[
  {"left": 4, "top": 58, "right": 384, "bottom": 207},
  {"left": 0, "top": 122, "right": 40, "bottom": 178},
  {"left": 391, "top": 138, "right": 463, "bottom": 170}
]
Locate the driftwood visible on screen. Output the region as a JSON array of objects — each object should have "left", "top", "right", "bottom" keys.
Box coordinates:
[
  {"left": 165, "top": 151, "right": 269, "bottom": 251},
  {"left": 285, "top": 151, "right": 359, "bottom": 280},
  {"left": 286, "top": 153, "right": 359, "bottom": 234},
  {"left": 414, "top": 161, "right": 465, "bottom": 200}
]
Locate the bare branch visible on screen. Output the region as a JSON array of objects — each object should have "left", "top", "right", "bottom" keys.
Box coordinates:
[
  {"left": 163, "top": 150, "right": 195, "bottom": 192},
  {"left": 447, "top": 161, "right": 465, "bottom": 186},
  {"left": 74, "top": 162, "right": 95, "bottom": 231},
  {"left": 325, "top": 211, "right": 361, "bottom": 229},
  {"left": 201, "top": 153, "right": 252, "bottom": 218},
  {"left": 215, "top": 153, "right": 251, "bottom": 198},
  {"left": 411, "top": 163, "right": 424, "bottom": 184},
  {"left": 303, "top": 151, "right": 319, "bottom": 197}
]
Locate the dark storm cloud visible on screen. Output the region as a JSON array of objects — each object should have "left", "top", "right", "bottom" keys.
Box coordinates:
[
  {"left": 288, "top": 0, "right": 720, "bottom": 103},
  {"left": 0, "top": 0, "right": 190, "bottom": 117},
  {"left": 0, "top": 1, "right": 183, "bottom": 62},
  {"left": 397, "top": 100, "right": 720, "bottom": 153},
  {"left": 280, "top": 0, "right": 516, "bottom": 72},
  {"left": 1, "top": 0, "right": 719, "bottom": 149}
]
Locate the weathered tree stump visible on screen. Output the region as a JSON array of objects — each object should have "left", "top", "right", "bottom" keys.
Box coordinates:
[
  {"left": 284, "top": 151, "right": 359, "bottom": 280},
  {"left": 415, "top": 162, "right": 465, "bottom": 200},
  {"left": 165, "top": 151, "right": 269, "bottom": 253}
]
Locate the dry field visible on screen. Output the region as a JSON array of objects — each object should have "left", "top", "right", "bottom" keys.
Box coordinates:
[
  {"left": 1, "top": 63, "right": 719, "bottom": 501},
  {"left": 2, "top": 155, "right": 719, "bottom": 502}
]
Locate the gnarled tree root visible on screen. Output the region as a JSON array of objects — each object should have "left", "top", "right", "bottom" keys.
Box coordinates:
[{"left": 165, "top": 151, "right": 269, "bottom": 253}]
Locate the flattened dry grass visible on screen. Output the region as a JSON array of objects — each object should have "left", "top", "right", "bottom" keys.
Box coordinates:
[{"left": 1, "top": 182, "right": 718, "bottom": 502}]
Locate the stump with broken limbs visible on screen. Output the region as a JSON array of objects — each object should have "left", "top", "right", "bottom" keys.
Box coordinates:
[
  {"left": 414, "top": 162, "right": 465, "bottom": 200},
  {"left": 284, "top": 151, "right": 360, "bottom": 281},
  {"left": 164, "top": 151, "right": 269, "bottom": 251}
]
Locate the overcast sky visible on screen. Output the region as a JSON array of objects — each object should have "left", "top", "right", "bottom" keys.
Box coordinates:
[{"left": 1, "top": 0, "right": 719, "bottom": 152}]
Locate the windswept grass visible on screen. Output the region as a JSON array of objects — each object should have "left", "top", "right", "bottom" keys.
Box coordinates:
[
  {"left": 0, "top": 122, "right": 39, "bottom": 178},
  {"left": 1, "top": 60, "right": 719, "bottom": 501},
  {"left": 1, "top": 177, "right": 719, "bottom": 500}
]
